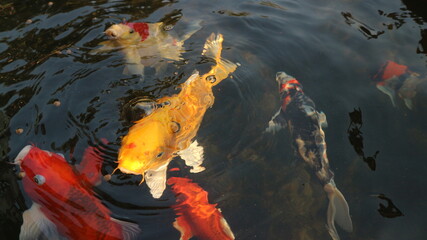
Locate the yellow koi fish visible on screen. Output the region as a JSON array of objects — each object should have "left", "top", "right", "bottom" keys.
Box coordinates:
[
  {"left": 92, "top": 21, "right": 200, "bottom": 77},
  {"left": 117, "top": 33, "right": 237, "bottom": 198}
]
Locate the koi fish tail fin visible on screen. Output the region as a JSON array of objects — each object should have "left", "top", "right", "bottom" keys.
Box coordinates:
[
  {"left": 202, "top": 33, "right": 237, "bottom": 86},
  {"left": 324, "top": 182, "right": 353, "bottom": 240}
]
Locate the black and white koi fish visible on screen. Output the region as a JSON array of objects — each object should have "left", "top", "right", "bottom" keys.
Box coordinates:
[{"left": 266, "top": 71, "right": 353, "bottom": 240}]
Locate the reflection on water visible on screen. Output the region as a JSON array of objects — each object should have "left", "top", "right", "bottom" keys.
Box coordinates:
[
  {"left": 347, "top": 108, "right": 379, "bottom": 171},
  {"left": 1, "top": 0, "right": 427, "bottom": 239},
  {"left": 374, "top": 194, "right": 404, "bottom": 219}
]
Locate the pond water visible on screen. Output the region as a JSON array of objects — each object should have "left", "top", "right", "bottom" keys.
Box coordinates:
[{"left": 1, "top": 0, "right": 427, "bottom": 239}]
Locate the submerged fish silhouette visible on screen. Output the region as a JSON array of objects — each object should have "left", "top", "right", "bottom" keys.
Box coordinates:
[
  {"left": 266, "top": 72, "right": 353, "bottom": 240},
  {"left": 373, "top": 60, "right": 425, "bottom": 109},
  {"left": 14, "top": 142, "right": 140, "bottom": 240},
  {"left": 117, "top": 33, "right": 237, "bottom": 199},
  {"left": 167, "top": 176, "right": 235, "bottom": 240},
  {"left": 92, "top": 20, "right": 200, "bottom": 77}
]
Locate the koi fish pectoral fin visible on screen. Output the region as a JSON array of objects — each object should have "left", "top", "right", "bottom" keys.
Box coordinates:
[
  {"left": 123, "top": 62, "right": 145, "bottom": 77},
  {"left": 180, "top": 20, "right": 202, "bottom": 42},
  {"left": 265, "top": 109, "right": 286, "bottom": 134},
  {"left": 173, "top": 216, "right": 193, "bottom": 240},
  {"left": 178, "top": 140, "right": 205, "bottom": 173},
  {"left": 324, "top": 183, "right": 353, "bottom": 240},
  {"left": 78, "top": 138, "right": 108, "bottom": 186},
  {"left": 110, "top": 217, "right": 141, "bottom": 240},
  {"left": 20, "top": 203, "right": 65, "bottom": 240},
  {"left": 318, "top": 111, "right": 328, "bottom": 128},
  {"left": 145, "top": 162, "right": 169, "bottom": 199},
  {"left": 403, "top": 98, "right": 414, "bottom": 110},
  {"left": 376, "top": 84, "right": 397, "bottom": 107}
]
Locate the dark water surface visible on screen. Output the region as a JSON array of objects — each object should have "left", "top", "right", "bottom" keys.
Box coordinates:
[{"left": 1, "top": 0, "right": 427, "bottom": 239}]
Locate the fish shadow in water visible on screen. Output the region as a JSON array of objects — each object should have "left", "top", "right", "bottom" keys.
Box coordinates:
[
  {"left": 373, "top": 194, "right": 404, "bottom": 218},
  {"left": 347, "top": 108, "right": 379, "bottom": 171}
]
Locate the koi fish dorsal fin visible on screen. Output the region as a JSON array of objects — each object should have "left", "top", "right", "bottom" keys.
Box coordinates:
[
  {"left": 78, "top": 139, "right": 108, "bottom": 186},
  {"left": 265, "top": 109, "right": 286, "bottom": 134},
  {"left": 110, "top": 217, "right": 141, "bottom": 240},
  {"left": 324, "top": 182, "right": 353, "bottom": 240},
  {"left": 20, "top": 203, "right": 64, "bottom": 240},
  {"left": 202, "top": 33, "right": 237, "bottom": 86}
]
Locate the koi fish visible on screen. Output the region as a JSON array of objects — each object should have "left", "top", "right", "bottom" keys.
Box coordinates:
[
  {"left": 14, "top": 142, "right": 140, "bottom": 240},
  {"left": 92, "top": 21, "right": 200, "bottom": 77},
  {"left": 266, "top": 72, "right": 353, "bottom": 240},
  {"left": 117, "top": 33, "right": 237, "bottom": 198},
  {"left": 167, "top": 177, "right": 235, "bottom": 240},
  {"left": 373, "top": 60, "right": 425, "bottom": 109}
]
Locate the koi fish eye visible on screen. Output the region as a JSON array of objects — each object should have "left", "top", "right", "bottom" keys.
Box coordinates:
[
  {"left": 156, "top": 152, "right": 164, "bottom": 158},
  {"left": 163, "top": 24, "right": 173, "bottom": 31},
  {"left": 129, "top": 29, "right": 134, "bottom": 34},
  {"left": 33, "top": 175, "right": 46, "bottom": 185},
  {"left": 206, "top": 75, "right": 216, "bottom": 83}
]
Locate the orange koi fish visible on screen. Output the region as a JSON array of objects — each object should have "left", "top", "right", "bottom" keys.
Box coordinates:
[
  {"left": 266, "top": 72, "right": 353, "bottom": 240},
  {"left": 167, "top": 177, "right": 235, "bottom": 240},
  {"left": 373, "top": 60, "right": 425, "bottom": 109},
  {"left": 14, "top": 142, "right": 140, "bottom": 240},
  {"left": 92, "top": 21, "right": 200, "bottom": 77},
  {"left": 117, "top": 33, "right": 237, "bottom": 198}
]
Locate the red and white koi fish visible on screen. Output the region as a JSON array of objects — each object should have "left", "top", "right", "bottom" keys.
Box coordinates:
[
  {"left": 93, "top": 20, "right": 200, "bottom": 77},
  {"left": 167, "top": 177, "right": 235, "bottom": 240},
  {"left": 373, "top": 60, "right": 425, "bottom": 109},
  {"left": 266, "top": 72, "right": 353, "bottom": 240},
  {"left": 14, "top": 142, "right": 140, "bottom": 240}
]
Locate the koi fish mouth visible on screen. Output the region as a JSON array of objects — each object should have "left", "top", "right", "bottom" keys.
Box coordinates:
[
  {"left": 118, "top": 166, "right": 142, "bottom": 175},
  {"left": 104, "top": 29, "right": 118, "bottom": 39},
  {"left": 14, "top": 145, "right": 32, "bottom": 166}
]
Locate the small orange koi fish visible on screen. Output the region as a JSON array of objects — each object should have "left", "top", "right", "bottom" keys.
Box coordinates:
[{"left": 167, "top": 177, "right": 235, "bottom": 240}]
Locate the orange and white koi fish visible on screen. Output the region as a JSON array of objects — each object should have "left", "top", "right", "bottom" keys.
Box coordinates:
[
  {"left": 92, "top": 21, "right": 200, "bottom": 77},
  {"left": 167, "top": 177, "right": 235, "bottom": 240},
  {"left": 373, "top": 60, "right": 425, "bottom": 109},
  {"left": 266, "top": 72, "right": 353, "bottom": 240},
  {"left": 117, "top": 33, "right": 237, "bottom": 198},
  {"left": 14, "top": 142, "right": 140, "bottom": 240}
]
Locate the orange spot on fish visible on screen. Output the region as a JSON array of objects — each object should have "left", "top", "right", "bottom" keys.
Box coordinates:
[
  {"left": 169, "top": 168, "right": 180, "bottom": 172},
  {"left": 126, "top": 143, "right": 137, "bottom": 149}
]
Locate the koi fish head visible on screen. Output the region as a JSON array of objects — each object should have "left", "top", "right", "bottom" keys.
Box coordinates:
[
  {"left": 276, "top": 71, "right": 303, "bottom": 94},
  {"left": 14, "top": 146, "right": 77, "bottom": 202},
  {"left": 104, "top": 22, "right": 149, "bottom": 42},
  {"left": 118, "top": 119, "right": 174, "bottom": 175}
]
